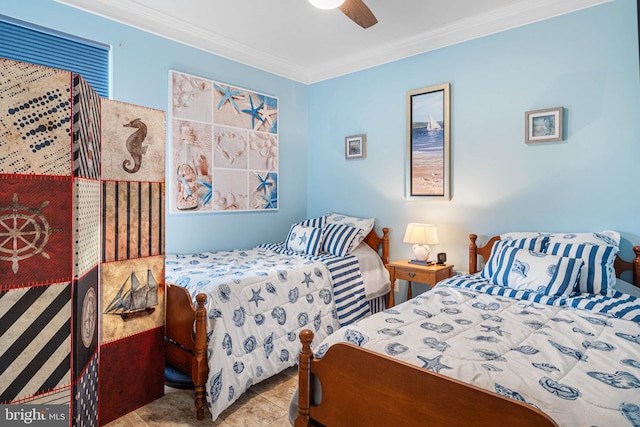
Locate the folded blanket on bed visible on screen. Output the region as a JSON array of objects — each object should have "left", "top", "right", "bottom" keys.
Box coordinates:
[
  {"left": 441, "top": 274, "right": 640, "bottom": 322},
  {"left": 260, "top": 242, "right": 371, "bottom": 326}
]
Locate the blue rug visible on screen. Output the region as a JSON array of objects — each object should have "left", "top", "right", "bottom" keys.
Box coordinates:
[{"left": 164, "top": 364, "right": 194, "bottom": 389}]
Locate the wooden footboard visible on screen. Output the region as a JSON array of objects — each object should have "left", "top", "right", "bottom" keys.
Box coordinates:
[
  {"left": 295, "top": 330, "right": 557, "bottom": 427},
  {"left": 165, "top": 283, "right": 209, "bottom": 420}
]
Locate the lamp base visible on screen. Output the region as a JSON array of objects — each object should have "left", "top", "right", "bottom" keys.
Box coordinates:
[{"left": 411, "top": 244, "right": 431, "bottom": 264}]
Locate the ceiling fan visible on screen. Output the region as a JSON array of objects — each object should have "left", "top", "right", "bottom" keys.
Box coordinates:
[{"left": 308, "top": 0, "right": 378, "bottom": 29}]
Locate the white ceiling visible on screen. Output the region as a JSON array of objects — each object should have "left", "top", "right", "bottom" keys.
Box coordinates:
[{"left": 56, "top": 0, "right": 609, "bottom": 84}]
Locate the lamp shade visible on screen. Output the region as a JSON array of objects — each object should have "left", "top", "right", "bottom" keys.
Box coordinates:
[
  {"left": 403, "top": 223, "right": 439, "bottom": 245},
  {"left": 308, "top": 0, "right": 345, "bottom": 9}
]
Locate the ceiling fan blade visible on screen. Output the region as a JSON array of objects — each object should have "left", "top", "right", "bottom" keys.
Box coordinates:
[{"left": 338, "top": 0, "right": 378, "bottom": 29}]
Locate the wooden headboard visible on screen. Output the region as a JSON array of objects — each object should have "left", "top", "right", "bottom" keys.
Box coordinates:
[
  {"left": 363, "top": 227, "right": 390, "bottom": 266},
  {"left": 468, "top": 234, "right": 640, "bottom": 287}
]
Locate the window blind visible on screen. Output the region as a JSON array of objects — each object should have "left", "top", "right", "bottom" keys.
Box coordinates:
[{"left": 0, "top": 15, "right": 110, "bottom": 98}]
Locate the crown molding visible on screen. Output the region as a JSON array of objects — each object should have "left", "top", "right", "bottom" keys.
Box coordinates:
[
  {"left": 56, "top": 0, "right": 610, "bottom": 84},
  {"left": 55, "top": 0, "right": 310, "bottom": 82},
  {"left": 305, "top": 0, "right": 612, "bottom": 83}
]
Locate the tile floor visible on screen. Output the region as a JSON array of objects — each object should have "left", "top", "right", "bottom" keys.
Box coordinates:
[{"left": 105, "top": 367, "right": 297, "bottom": 427}]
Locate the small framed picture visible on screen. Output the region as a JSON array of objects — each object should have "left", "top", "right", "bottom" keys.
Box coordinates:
[
  {"left": 345, "top": 134, "right": 366, "bottom": 159},
  {"left": 525, "top": 107, "right": 564, "bottom": 144}
]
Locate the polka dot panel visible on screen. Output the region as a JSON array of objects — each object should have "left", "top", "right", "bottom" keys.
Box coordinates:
[
  {"left": 0, "top": 58, "right": 72, "bottom": 175},
  {"left": 73, "top": 179, "right": 100, "bottom": 279}
]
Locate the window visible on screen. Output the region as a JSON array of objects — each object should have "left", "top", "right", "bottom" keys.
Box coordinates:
[{"left": 0, "top": 15, "right": 110, "bottom": 97}]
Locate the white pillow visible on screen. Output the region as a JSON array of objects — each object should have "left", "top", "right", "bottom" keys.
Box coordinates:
[
  {"left": 544, "top": 241, "right": 618, "bottom": 296},
  {"left": 325, "top": 212, "right": 374, "bottom": 254},
  {"left": 321, "top": 223, "right": 359, "bottom": 257},
  {"left": 481, "top": 237, "right": 549, "bottom": 279},
  {"left": 489, "top": 246, "right": 584, "bottom": 297},
  {"left": 351, "top": 243, "right": 391, "bottom": 299},
  {"left": 285, "top": 224, "right": 324, "bottom": 256}
]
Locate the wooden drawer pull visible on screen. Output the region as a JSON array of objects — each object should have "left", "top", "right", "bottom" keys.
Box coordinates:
[{"left": 408, "top": 272, "right": 416, "bottom": 278}]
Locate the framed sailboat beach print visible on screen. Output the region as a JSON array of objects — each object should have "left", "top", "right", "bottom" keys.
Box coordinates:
[{"left": 406, "top": 83, "right": 450, "bottom": 199}]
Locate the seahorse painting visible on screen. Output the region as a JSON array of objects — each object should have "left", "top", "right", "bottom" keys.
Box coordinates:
[{"left": 122, "top": 118, "right": 148, "bottom": 173}]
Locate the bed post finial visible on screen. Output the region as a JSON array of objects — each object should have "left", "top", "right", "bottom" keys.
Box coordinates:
[
  {"left": 296, "top": 330, "right": 314, "bottom": 427},
  {"left": 194, "top": 293, "right": 208, "bottom": 420},
  {"left": 381, "top": 227, "right": 390, "bottom": 266},
  {"left": 469, "top": 234, "right": 478, "bottom": 274},
  {"left": 633, "top": 246, "right": 640, "bottom": 287}
]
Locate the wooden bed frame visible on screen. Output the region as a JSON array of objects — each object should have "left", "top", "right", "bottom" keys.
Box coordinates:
[
  {"left": 164, "top": 227, "right": 390, "bottom": 420},
  {"left": 295, "top": 234, "right": 640, "bottom": 427}
]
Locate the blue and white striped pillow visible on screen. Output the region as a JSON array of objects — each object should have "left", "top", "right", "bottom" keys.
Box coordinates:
[
  {"left": 481, "top": 237, "right": 549, "bottom": 279},
  {"left": 325, "top": 212, "right": 374, "bottom": 254},
  {"left": 489, "top": 246, "right": 584, "bottom": 297},
  {"left": 298, "top": 215, "right": 326, "bottom": 229},
  {"left": 544, "top": 242, "right": 618, "bottom": 296},
  {"left": 321, "top": 223, "right": 359, "bottom": 257},
  {"left": 285, "top": 224, "right": 324, "bottom": 256}
]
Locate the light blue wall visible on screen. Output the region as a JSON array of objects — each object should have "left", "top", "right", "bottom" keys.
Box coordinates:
[
  {"left": 1, "top": 0, "right": 309, "bottom": 254},
  {"left": 307, "top": 0, "right": 640, "bottom": 298}
]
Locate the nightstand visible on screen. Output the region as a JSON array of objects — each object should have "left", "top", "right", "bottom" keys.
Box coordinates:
[{"left": 388, "top": 260, "right": 454, "bottom": 300}]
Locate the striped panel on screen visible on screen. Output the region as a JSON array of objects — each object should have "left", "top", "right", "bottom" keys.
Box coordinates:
[
  {"left": 101, "top": 181, "right": 164, "bottom": 262},
  {"left": 0, "top": 283, "right": 71, "bottom": 403},
  {"left": 72, "top": 74, "right": 101, "bottom": 180}
]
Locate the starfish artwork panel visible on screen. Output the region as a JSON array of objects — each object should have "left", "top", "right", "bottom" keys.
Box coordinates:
[
  {"left": 169, "top": 70, "right": 279, "bottom": 213},
  {"left": 249, "top": 171, "right": 278, "bottom": 210}
]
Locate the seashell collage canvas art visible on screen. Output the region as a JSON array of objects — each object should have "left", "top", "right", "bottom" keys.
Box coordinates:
[{"left": 169, "top": 70, "right": 278, "bottom": 213}]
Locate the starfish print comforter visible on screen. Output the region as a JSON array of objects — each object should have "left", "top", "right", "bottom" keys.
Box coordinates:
[{"left": 165, "top": 243, "right": 371, "bottom": 420}]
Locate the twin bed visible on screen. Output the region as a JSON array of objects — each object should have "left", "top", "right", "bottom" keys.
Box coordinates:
[
  {"left": 163, "top": 213, "right": 391, "bottom": 420},
  {"left": 165, "top": 224, "right": 640, "bottom": 425},
  {"left": 293, "top": 231, "right": 640, "bottom": 426}
]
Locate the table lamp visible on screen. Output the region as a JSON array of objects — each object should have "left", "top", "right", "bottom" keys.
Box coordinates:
[{"left": 403, "top": 223, "right": 439, "bottom": 265}]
